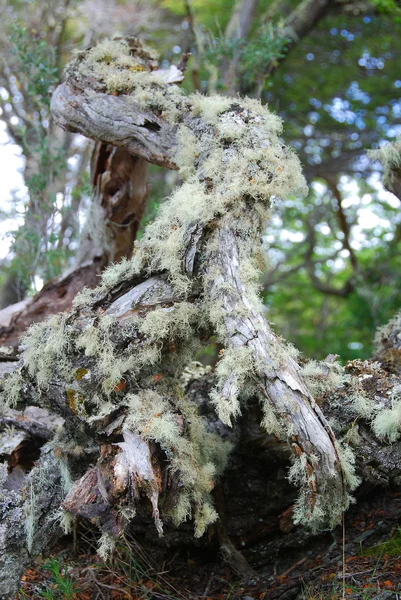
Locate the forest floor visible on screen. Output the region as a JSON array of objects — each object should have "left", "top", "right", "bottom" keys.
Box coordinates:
[{"left": 16, "top": 487, "right": 401, "bottom": 600}]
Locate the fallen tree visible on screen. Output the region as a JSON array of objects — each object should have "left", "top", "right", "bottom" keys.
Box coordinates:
[{"left": 1, "top": 37, "right": 401, "bottom": 598}]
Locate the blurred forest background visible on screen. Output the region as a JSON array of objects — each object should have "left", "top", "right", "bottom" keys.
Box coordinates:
[{"left": 1, "top": 0, "right": 401, "bottom": 362}]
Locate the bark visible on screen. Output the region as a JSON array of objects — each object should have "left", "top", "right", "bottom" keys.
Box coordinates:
[
  {"left": 207, "top": 221, "right": 341, "bottom": 511},
  {"left": 51, "top": 79, "right": 177, "bottom": 170},
  {"left": 0, "top": 38, "right": 400, "bottom": 597}
]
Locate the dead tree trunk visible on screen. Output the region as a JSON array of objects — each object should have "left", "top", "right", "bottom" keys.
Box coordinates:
[{"left": 0, "top": 37, "right": 400, "bottom": 598}]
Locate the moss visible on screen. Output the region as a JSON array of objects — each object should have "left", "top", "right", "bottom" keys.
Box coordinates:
[
  {"left": 66, "top": 389, "right": 87, "bottom": 417},
  {"left": 75, "top": 368, "right": 88, "bottom": 381}
]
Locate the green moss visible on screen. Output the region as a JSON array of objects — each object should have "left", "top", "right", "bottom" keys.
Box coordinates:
[
  {"left": 75, "top": 368, "right": 88, "bottom": 381},
  {"left": 365, "top": 527, "right": 401, "bottom": 557},
  {"left": 66, "top": 389, "right": 87, "bottom": 417}
]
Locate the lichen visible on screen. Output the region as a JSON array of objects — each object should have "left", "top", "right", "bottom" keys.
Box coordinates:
[
  {"left": 25, "top": 482, "right": 36, "bottom": 554},
  {"left": 209, "top": 346, "right": 255, "bottom": 425},
  {"left": 374, "top": 310, "right": 401, "bottom": 375},
  {"left": 288, "top": 440, "right": 360, "bottom": 532},
  {"left": 369, "top": 138, "right": 401, "bottom": 188},
  {"left": 97, "top": 532, "right": 116, "bottom": 561},
  {"left": 301, "top": 358, "right": 346, "bottom": 398},
  {"left": 1, "top": 35, "right": 355, "bottom": 547},
  {"left": 20, "top": 314, "right": 74, "bottom": 390},
  {"left": 371, "top": 386, "right": 401, "bottom": 442},
  {"left": 124, "top": 391, "right": 231, "bottom": 537},
  {"left": 1, "top": 369, "right": 24, "bottom": 410},
  {"left": 58, "top": 509, "right": 73, "bottom": 535}
]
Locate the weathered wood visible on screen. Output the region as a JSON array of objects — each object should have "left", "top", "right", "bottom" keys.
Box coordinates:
[
  {"left": 1, "top": 37, "right": 401, "bottom": 598},
  {"left": 51, "top": 83, "right": 178, "bottom": 169},
  {"left": 208, "top": 222, "right": 343, "bottom": 517}
]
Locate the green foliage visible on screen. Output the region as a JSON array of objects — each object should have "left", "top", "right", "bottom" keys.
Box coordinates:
[
  {"left": 370, "top": 0, "right": 401, "bottom": 21},
  {"left": 204, "top": 23, "right": 289, "bottom": 90},
  {"left": 9, "top": 23, "right": 59, "bottom": 110},
  {"left": 2, "top": 23, "right": 74, "bottom": 295},
  {"left": 365, "top": 527, "right": 401, "bottom": 557},
  {"left": 38, "top": 558, "right": 80, "bottom": 600}
]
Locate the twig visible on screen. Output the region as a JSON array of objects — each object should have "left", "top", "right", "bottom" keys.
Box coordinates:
[
  {"left": 279, "top": 556, "right": 307, "bottom": 578},
  {"left": 202, "top": 570, "right": 215, "bottom": 600}
]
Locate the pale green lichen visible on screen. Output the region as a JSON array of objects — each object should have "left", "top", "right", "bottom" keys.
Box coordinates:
[
  {"left": 288, "top": 440, "right": 360, "bottom": 532},
  {"left": 21, "top": 314, "right": 74, "bottom": 390},
  {"left": 191, "top": 93, "right": 233, "bottom": 125},
  {"left": 1, "top": 369, "right": 24, "bottom": 410},
  {"left": 1, "top": 36, "right": 353, "bottom": 544},
  {"left": 74, "top": 38, "right": 185, "bottom": 124},
  {"left": 336, "top": 441, "right": 361, "bottom": 491},
  {"left": 25, "top": 482, "right": 36, "bottom": 553},
  {"left": 301, "top": 358, "right": 346, "bottom": 397},
  {"left": 350, "top": 390, "right": 378, "bottom": 420},
  {"left": 58, "top": 457, "right": 73, "bottom": 495},
  {"left": 369, "top": 138, "right": 401, "bottom": 188},
  {"left": 180, "top": 361, "right": 211, "bottom": 389},
  {"left": 97, "top": 532, "right": 116, "bottom": 561},
  {"left": 124, "top": 391, "right": 231, "bottom": 537},
  {"left": 371, "top": 387, "right": 401, "bottom": 442},
  {"left": 209, "top": 346, "right": 255, "bottom": 425},
  {"left": 58, "top": 509, "right": 73, "bottom": 535},
  {"left": 139, "top": 302, "right": 200, "bottom": 341}
]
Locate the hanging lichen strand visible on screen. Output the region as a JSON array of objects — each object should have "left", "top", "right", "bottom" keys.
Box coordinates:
[{"left": 2, "top": 38, "right": 358, "bottom": 543}]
